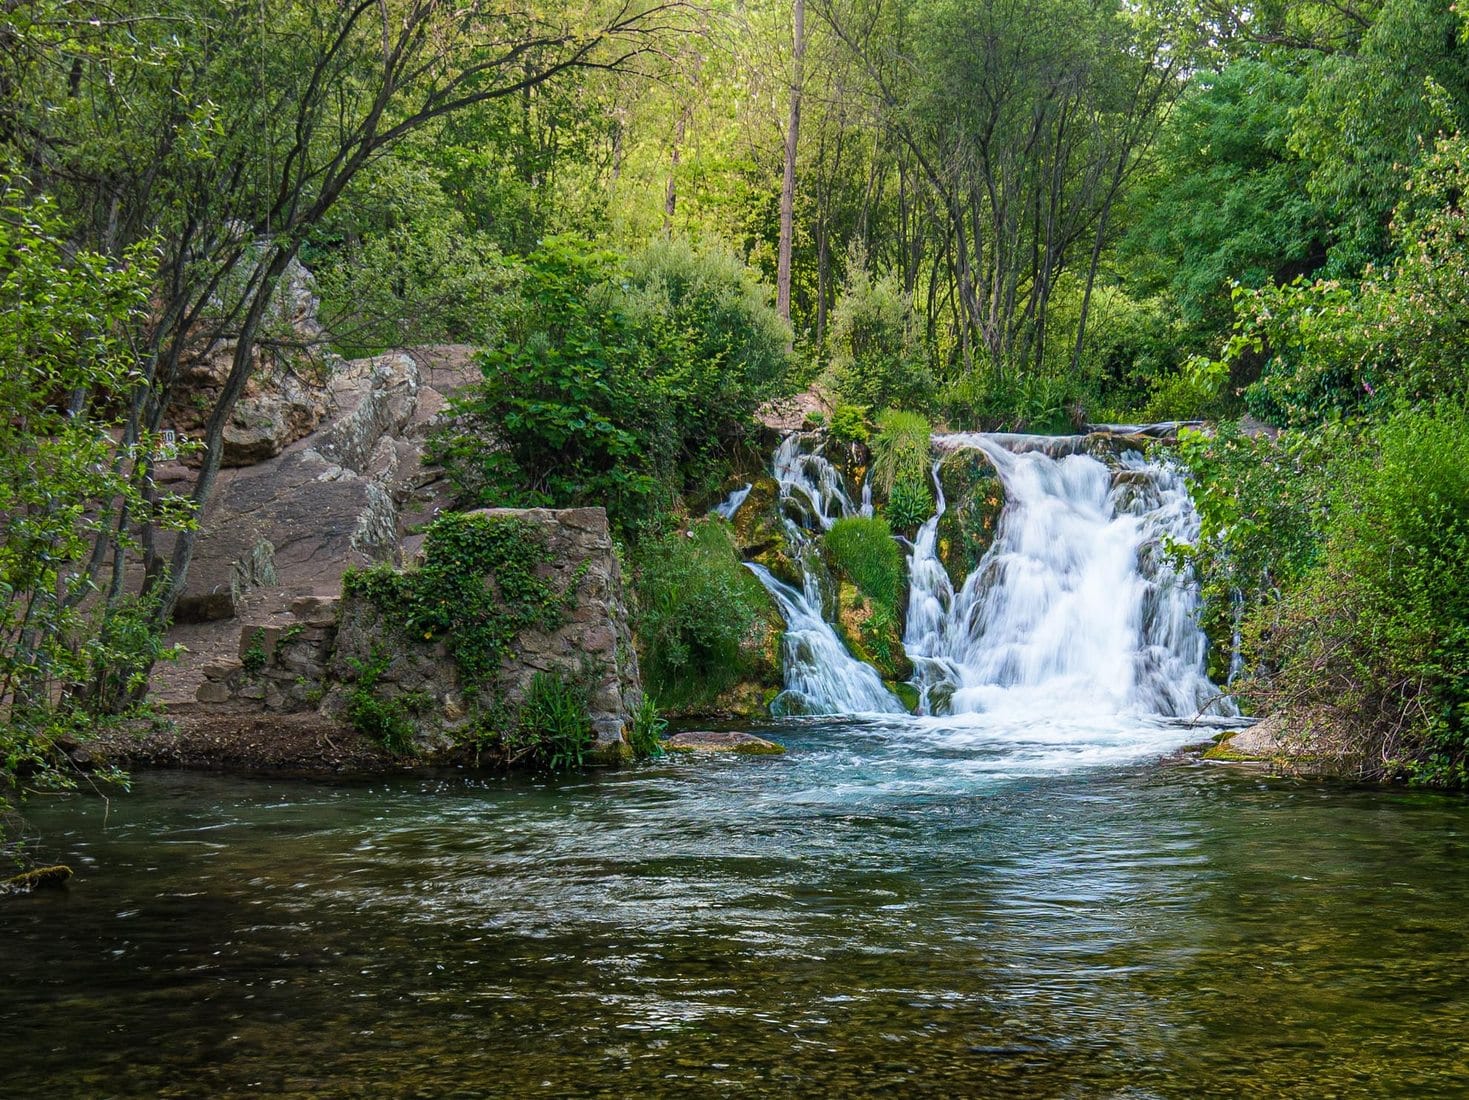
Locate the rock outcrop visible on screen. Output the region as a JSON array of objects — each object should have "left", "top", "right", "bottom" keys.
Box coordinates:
[
  {"left": 186, "top": 508, "right": 642, "bottom": 756},
  {"left": 162, "top": 345, "right": 477, "bottom": 623},
  {"left": 326, "top": 507, "right": 641, "bottom": 748}
]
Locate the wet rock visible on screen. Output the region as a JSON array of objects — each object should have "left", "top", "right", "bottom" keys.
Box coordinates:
[
  {"left": 665, "top": 731, "right": 786, "bottom": 755},
  {"left": 935, "top": 450, "right": 1005, "bottom": 589}
]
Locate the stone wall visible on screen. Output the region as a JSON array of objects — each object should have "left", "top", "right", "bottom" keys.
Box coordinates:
[{"left": 196, "top": 508, "right": 642, "bottom": 753}]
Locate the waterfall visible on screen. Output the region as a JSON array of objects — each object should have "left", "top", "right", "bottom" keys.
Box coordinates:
[
  {"left": 747, "top": 565, "right": 906, "bottom": 715},
  {"left": 908, "top": 434, "right": 1234, "bottom": 720},
  {"left": 734, "top": 430, "right": 1230, "bottom": 724},
  {"left": 712, "top": 483, "right": 753, "bottom": 520},
  {"left": 901, "top": 461, "right": 959, "bottom": 714},
  {"left": 745, "top": 434, "right": 905, "bottom": 715}
]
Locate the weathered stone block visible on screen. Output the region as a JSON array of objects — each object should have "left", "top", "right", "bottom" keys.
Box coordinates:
[{"left": 195, "top": 681, "right": 232, "bottom": 704}]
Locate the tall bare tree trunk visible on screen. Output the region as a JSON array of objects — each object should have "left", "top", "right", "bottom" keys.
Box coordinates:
[{"left": 776, "top": 0, "right": 805, "bottom": 324}]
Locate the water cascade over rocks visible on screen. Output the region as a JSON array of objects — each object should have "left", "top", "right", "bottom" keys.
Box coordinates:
[
  {"left": 737, "top": 430, "right": 1233, "bottom": 726},
  {"left": 911, "top": 434, "right": 1234, "bottom": 720},
  {"left": 746, "top": 434, "right": 905, "bottom": 715}
]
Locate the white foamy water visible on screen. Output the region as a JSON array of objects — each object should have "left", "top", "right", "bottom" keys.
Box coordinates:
[
  {"left": 712, "top": 483, "right": 752, "bottom": 520},
  {"left": 747, "top": 565, "right": 905, "bottom": 715},
  {"left": 909, "top": 434, "right": 1234, "bottom": 721}
]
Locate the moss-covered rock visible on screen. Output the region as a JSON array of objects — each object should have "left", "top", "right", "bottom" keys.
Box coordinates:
[
  {"left": 665, "top": 730, "right": 787, "bottom": 755},
  {"left": 935, "top": 450, "right": 1006, "bottom": 589},
  {"left": 2, "top": 864, "right": 72, "bottom": 894},
  {"left": 729, "top": 475, "right": 803, "bottom": 587},
  {"left": 834, "top": 580, "right": 913, "bottom": 683},
  {"left": 888, "top": 680, "right": 920, "bottom": 713}
]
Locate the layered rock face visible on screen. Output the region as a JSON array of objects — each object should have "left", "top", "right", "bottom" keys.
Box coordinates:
[
  {"left": 159, "top": 345, "right": 476, "bottom": 624},
  {"left": 155, "top": 330, "right": 644, "bottom": 754}
]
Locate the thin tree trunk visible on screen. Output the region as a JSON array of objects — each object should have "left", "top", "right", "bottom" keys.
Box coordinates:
[{"left": 776, "top": 0, "right": 805, "bottom": 324}]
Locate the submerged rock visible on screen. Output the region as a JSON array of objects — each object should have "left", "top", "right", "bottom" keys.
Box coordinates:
[
  {"left": 2, "top": 865, "right": 72, "bottom": 895},
  {"left": 665, "top": 731, "right": 786, "bottom": 755}
]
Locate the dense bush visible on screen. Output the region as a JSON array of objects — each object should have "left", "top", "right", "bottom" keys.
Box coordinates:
[
  {"left": 826, "top": 261, "right": 935, "bottom": 413},
  {"left": 1181, "top": 406, "right": 1469, "bottom": 784},
  {"left": 632, "top": 520, "right": 774, "bottom": 708},
  {"left": 312, "top": 156, "right": 517, "bottom": 357},
  {"left": 507, "top": 672, "right": 594, "bottom": 773},
  {"left": 436, "top": 235, "right": 793, "bottom": 535},
  {"left": 1255, "top": 404, "right": 1469, "bottom": 784}
]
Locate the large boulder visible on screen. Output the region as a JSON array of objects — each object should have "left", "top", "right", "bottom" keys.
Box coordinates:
[
  {"left": 326, "top": 507, "right": 642, "bottom": 748},
  {"left": 167, "top": 347, "right": 478, "bottom": 623}
]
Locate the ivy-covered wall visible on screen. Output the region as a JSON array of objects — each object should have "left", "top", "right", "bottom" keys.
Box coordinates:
[{"left": 202, "top": 507, "right": 642, "bottom": 762}]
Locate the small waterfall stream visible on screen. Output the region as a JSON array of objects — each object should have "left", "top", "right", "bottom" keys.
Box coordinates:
[
  {"left": 735, "top": 429, "right": 1232, "bottom": 726},
  {"left": 746, "top": 434, "right": 905, "bottom": 715}
]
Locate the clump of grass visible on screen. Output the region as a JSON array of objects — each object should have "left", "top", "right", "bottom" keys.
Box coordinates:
[{"left": 824, "top": 516, "right": 904, "bottom": 614}]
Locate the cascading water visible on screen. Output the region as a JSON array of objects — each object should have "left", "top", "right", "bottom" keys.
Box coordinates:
[
  {"left": 747, "top": 564, "right": 906, "bottom": 715},
  {"left": 728, "top": 429, "right": 1233, "bottom": 759},
  {"left": 908, "top": 433, "right": 1234, "bottom": 721},
  {"left": 747, "top": 434, "right": 904, "bottom": 715},
  {"left": 711, "top": 483, "right": 753, "bottom": 520}
]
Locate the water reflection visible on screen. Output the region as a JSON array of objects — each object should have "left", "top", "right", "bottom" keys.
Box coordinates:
[{"left": 3, "top": 720, "right": 1469, "bottom": 1097}]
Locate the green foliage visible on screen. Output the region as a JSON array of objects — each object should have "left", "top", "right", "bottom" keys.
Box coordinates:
[
  {"left": 508, "top": 672, "right": 593, "bottom": 773},
  {"left": 313, "top": 156, "right": 518, "bottom": 357},
  {"left": 1175, "top": 422, "right": 1336, "bottom": 679},
  {"left": 826, "top": 261, "right": 934, "bottom": 413},
  {"left": 823, "top": 517, "right": 904, "bottom": 616},
  {"left": 827, "top": 404, "right": 871, "bottom": 444},
  {"left": 0, "top": 182, "right": 188, "bottom": 817},
  {"left": 343, "top": 512, "right": 564, "bottom": 695},
  {"left": 632, "top": 520, "right": 772, "bottom": 708},
  {"left": 436, "top": 235, "right": 793, "bottom": 536},
  {"left": 621, "top": 235, "right": 793, "bottom": 469},
  {"left": 1238, "top": 405, "right": 1469, "bottom": 784},
  {"left": 1291, "top": 0, "right": 1469, "bottom": 273},
  {"left": 626, "top": 695, "right": 667, "bottom": 759},
  {"left": 343, "top": 650, "right": 420, "bottom": 756},
  {"left": 886, "top": 478, "right": 936, "bottom": 535},
  {"left": 867, "top": 410, "right": 931, "bottom": 496},
  {"left": 1124, "top": 62, "right": 1326, "bottom": 327},
  {"left": 241, "top": 630, "right": 268, "bottom": 676}
]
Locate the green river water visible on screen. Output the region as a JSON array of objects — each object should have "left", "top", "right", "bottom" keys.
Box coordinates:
[{"left": 3, "top": 717, "right": 1468, "bottom": 1097}]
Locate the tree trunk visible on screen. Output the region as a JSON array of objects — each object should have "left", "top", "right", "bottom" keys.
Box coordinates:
[{"left": 776, "top": 0, "right": 806, "bottom": 324}]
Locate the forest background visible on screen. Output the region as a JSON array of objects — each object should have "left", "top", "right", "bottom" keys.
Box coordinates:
[{"left": 2, "top": 0, "right": 1468, "bottom": 809}]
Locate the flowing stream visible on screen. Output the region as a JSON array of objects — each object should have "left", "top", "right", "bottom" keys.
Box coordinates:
[{"left": 5, "top": 757, "right": 1469, "bottom": 1097}]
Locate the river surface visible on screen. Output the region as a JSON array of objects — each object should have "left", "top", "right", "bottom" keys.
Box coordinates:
[{"left": 4, "top": 718, "right": 1469, "bottom": 1098}]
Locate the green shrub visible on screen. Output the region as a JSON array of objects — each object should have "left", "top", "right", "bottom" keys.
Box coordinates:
[
  {"left": 886, "top": 477, "right": 935, "bottom": 534},
  {"left": 1251, "top": 403, "right": 1469, "bottom": 784},
  {"left": 823, "top": 516, "right": 904, "bottom": 615},
  {"left": 509, "top": 672, "right": 593, "bottom": 772},
  {"left": 868, "top": 410, "right": 931, "bottom": 495},
  {"left": 632, "top": 519, "right": 772, "bottom": 708},
  {"left": 434, "top": 235, "right": 793, "bottom": 537},
  {"left": 626, "top": 694, "right": 667, "bottom": 759},
  {"left": 828, "top": 403, "right": 871, "bottom": 444}
]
